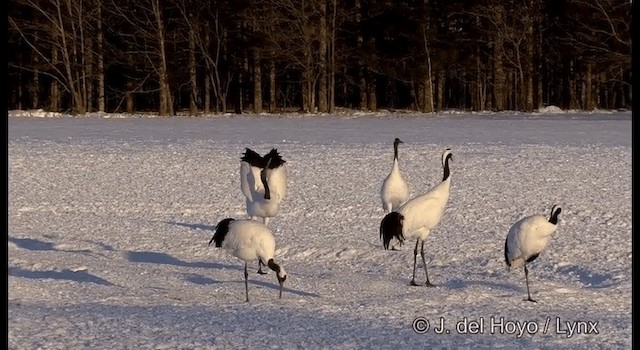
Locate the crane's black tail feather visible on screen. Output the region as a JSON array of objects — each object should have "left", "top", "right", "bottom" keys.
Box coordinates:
[{"left": 380, "top": 212, "right": 405, "bottom": 250}]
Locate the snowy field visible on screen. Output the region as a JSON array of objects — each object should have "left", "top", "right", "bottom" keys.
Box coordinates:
[{"left": 8, "top": 109, "right": 632, "bottom": 349}]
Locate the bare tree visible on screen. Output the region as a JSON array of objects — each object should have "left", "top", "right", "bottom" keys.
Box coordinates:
[
  {"left": 188, "top": 21, "right": 199, "bottom": 114},
  {"left": 109, "top": 0, "right": 174, "bottom": 115},
  {"left": 318, "top": 0, "right": 328, "bottom": 113},
  {"left": 196, "top": 8, "right": 232, "bottom": 113},
  {"left": 9, "top": 0, "right": 98, "bottom": 113},
  {"left": 8, "top": 0, "right": 631, "bottom": 113},
  {"left": 419, "top": 25, "right": 434, "bottom": 113},
  {"left": 250, "top": 0, "right": 325, "bottom": 113},
  {"left": 327, "top": 0, "right": 338, "bottom": 113},
  {"left": 567, "top": 0, "right": 631, "bottom": 109},
  {"left": 96, "top": 0, "right": 105, "bottom": 112}
]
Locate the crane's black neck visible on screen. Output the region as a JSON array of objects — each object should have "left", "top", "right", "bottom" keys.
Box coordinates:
[
  {"left": 267, "top": 259, "right": 281, "bottom": 274},
  {"left": 393, "top": 138, "right": 401, "bottom": 160},
  {"left": 260, "top": 167, "right": 271, "bottom": 200},
  {"left": 442, "top": 153, "right": 452, "bottom": 181}
]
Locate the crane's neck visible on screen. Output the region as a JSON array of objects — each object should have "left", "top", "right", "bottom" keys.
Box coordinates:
[
  {"left": 548, "top": 206, "right": 561, "bottom": 224},
  {"left": 260, "top": 168, "right": 271, "bottom": 200},
  {"left": 391, "top": 157, "right": 400, "bottom": 171},
  {"left": 393, "top": 142, "right": 399, "bottom": 161},
  {"left": 442, "top": 156, "right": 451, "bottom": 181}
]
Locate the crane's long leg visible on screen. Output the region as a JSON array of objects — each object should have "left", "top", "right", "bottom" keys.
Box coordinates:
[
  {"left": 410, "top": 240, "right": 420, "bottom": 286},
  {"left": 258, "top": 216, "right": 270, "bottom": 275},
  {"left": 244, "top": 262, "right": 250, "bottom": 303},
  {"left": 420, "top": 241, "right": 435, "bottom": 287},
  {"left": 257, "top": 259, "right": 267, "bottom": 275},
  {"left": 524, "top": 263, "right": 537, "bottom": 303}
]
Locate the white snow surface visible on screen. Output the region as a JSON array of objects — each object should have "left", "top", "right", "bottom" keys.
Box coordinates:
[{"left": 8, "top": 110, "right": 632, "bottom": 349}]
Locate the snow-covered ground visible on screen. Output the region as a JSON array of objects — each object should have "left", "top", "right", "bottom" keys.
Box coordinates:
[{"left": 8, "top": 109, "right": 632, "bottom": 349}]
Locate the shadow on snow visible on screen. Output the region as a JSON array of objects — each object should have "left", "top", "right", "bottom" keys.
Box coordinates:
[
  {"left": 8, "top": 266, "right": 114, "bottom": 286},
  {"left": 125, "top": 250, "right": 241, "bottom": 271},
  {"left": 166, "top": 221, "right": 217, "bottom": 233},
  {"left": 555, "top": 264, "right": 619, "bottom": 288},
  {"left": 9, "top": 236, "right": 57, "bottom": 251}
]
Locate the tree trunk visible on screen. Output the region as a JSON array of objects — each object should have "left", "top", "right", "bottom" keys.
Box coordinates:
[
  {"left": 359, "top": 69, "right": 367, "bottom": 110},
  {"left": 126, "top": 54, "right": 134, "bottom": 113},
  {"left": 417, "top": 80, "right": 425, "bottom": 111},
  {"left": 203, "top": 22, "right": 211, "bottom": 113},
  {"left": 236, "top": 71, "right": 244, "bottom": 114},
  {"left": 204, "top": 70, "right": 211, "bottom": 114},
  {"left": 328, "top": 0, "right": 337, "bottom": 113},
  {"left": 436, "top": 70, "right": 444, "bottom": 111},
  {"left": 318, "top": 0, "right": 328, "bottom": 113},
  {"left": 269, "top": 57, "right": 276, "bottom": 113},
  {"left": 568, "top": 60, "right": 578, "bottom": 110},
  {"left": 585, "top": 62, "right": 594, "bottom": 110},
  {"left": 17, "top": 58, "right": 23, "bottom": 110},
  {"left": 355, "top": 0, "right": 366, "bottom": 110},
  {"left": 56, "top": 0, "right": 84, "bottom": 113},
  {"left": 533, "top": 0, "right": 542, "bottom": 110},
  {"left": 31, "top": 48, "right": 40, "bottom": 109},
  {"left": 421, "top": 26, "right": 434, "bottom": 112},
  {"left": 153, "top": 0, "right": 172, "bottom": 116},
  {"left": 475, "top": 55, "right": 484, "bottom": 111},
  {"left": 492, "top": 4, "right": 506, "bottom": 111},
  {"left": 525, "top": 23, "right": 534, "bottom": 112},
  {"left": 253, "top": 49, "right": 262, "bottom": 113},
  {"left": 302, "top": 40, "right": 313, "bottom": 113},
  {"left": 189, "top": 25, "right": 198, "bottom": 115},
  {"left": 50, "top": 49, "right": 60, "bottom": 111},
  {"left": 85, "top": 36, "right": 93, "bottom": 112},
  {"left": 97, "top": 0, "right": 105, "bottom": 112},
  {"left": 367, "top": 73, "right": 377, "bottom": 112},
  {"left": 422, "top": 76, "right": 433, "bottom": 113}
]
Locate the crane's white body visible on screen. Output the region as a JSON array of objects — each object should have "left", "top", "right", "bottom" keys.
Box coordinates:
[
  {"left": 503, "top": 205, "right": 561, "bottom": 302},
  {"left": 381, "top": 158, "right": 409, "bottom": 213},
  {"left": 220, "top": 220, "right": 279, "bottom": 264},
  {"left": 397, "top": 177, "right": 450, "bottom": 241},
  {"left": 209, "top": 218, "right": 287, "bottom": 302},
  {"left": 505, "top": 214, "right": 557, "bottom": 269},
  {"left": 381, "top": 138, "right": 409, "bottom": 214}
]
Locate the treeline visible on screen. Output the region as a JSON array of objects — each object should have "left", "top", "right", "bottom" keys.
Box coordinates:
[{"left": 8, "top": 0, "right": 631, "bottom": 115}]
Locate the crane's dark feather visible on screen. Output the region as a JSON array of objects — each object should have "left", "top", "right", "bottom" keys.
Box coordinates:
[
  {"left": 264, "top": 149, "right": 286, "bottom": 168},
  {"left": 209, "top": 218, "right": 235, "bottom": 247},
  {"left": 504, "top": 237, "right": 511, "bottom": 267},
  {"left": 380, "top": 212, "right": 405, "bottom": 250},
  {"left": 526, "top": 253, "right": 539, "bottom": 263},
  {"left": 241, "top": 148, "right": 266, "bottom": 168}
]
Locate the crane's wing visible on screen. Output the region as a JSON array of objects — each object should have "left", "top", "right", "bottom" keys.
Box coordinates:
[
  {"left": 267, "top": 165, "right": 288, "bottom": 201},
  {"left": 264, "top": 149, "right": 286, "bottom": 169},
  {"left": 241, "top": 148, "right": 266, "bottom": 168},
  {"left": 240, "top": 162, "right": 264, "bottom": 201}
]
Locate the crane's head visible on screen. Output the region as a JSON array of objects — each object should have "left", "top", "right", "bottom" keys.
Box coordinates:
[
  {"left": 441, "top": 148, "right": 453, "bottom": 166},
  {"left": 267, "top": 259, "right": 287, "bottom": 299},
  {"left": 277, "top": 267, "right": 287, "bottom": 299}
]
